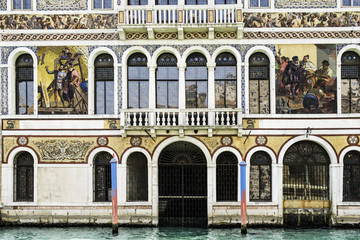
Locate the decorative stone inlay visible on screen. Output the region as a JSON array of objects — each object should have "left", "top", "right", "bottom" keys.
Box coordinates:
[
  {"left": 275, "top": 0, "right": 336, "bottom": 8},
  {"left": 256, "top": 136, "right": 267, "bottom": 145},
  {"left": 221, "top": 136, "right": 233, "bottom": 146},
  {"left": 130, "top": 137, "right": 141, "bottom": 146},
  {"left": 17, "top": 136, "right": 28, "bottom": 146},
  {"left": 126, "top": 33, "right": 148, "bottom": 40},
  {"left": 348, "top": 135, "right": 359, "bottom": 145},
  {"left": 155, "top": 32, "right": 178, "bottom": 40},
  {"left": 97, "top": 137, "right": 108, "bottom": 146},
  {"left": 34, "top": 140, "right": 93, "bottom": 161},
  {"left": 37, "top": 0, "right": 87, "bottom": 11},
  {"left": 1, "top": 33, "right": 119, "bottom": 42},
  {"left": 215, "top": 32, "right": 236, "bottom": 39},
  {"left": 0, "top": 0, "right": 6, "bottom": 11},
  {"left": 185, "top": 32, "right": 208, "bottom": 39},
  {"left": 244, "top": 31, "right": 360, "bottom": 40}
]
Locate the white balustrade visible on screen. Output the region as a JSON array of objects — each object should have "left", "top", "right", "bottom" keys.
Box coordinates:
[
  {"left": 122, "top": 5, "right": 236, "bottom": 25},
  {"left": 123, "top": 109, "right": 241, "bottom": 127}
]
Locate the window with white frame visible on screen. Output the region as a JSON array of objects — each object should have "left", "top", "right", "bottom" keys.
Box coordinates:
[
  {"left": 13, "top": 0, "right": 31, "bottom": 10},
  {"left": 127, "top": 152, "right": 148, "bottom": 202},
  {"left": 16, "top": 54, "right": 34, "bottom": 115},
  {"left": 95, "top": 54, "right": 114, "bottom": 114},
  {"left": 342, "top": 0, "right": 360, "bottom": 6},
  {"left": 14, "top": 152, "right": 34, "bottom": 202},
  {"left": 93, "top": 0, "right": 113, "bottom": 9},
  {"left": 128, "top": 53, "right": 149, "bottom": 109},
  {"left": 249, "top": 0, "right": 269, "bottom": 7}
]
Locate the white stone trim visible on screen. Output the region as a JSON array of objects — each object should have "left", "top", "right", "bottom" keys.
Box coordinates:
[
  {"left": 244, "top": 46, "right": 276, "bottom": 114},
  {"left": 88, "top": 47, "right": 119, "bottom": 115},
  {"left": 7, "top": 48, "right": 38, "bottom": 115},
  {"left": 2, "top": 147, "right": 39, "bottom": 205}
]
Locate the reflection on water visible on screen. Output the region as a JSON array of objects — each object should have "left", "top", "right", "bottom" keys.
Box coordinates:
[{"left": 1, "top": 227, "right": 360, "bottom": 240}]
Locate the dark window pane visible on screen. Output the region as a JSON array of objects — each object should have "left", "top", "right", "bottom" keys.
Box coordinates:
[
  {"left": 260, "top": 0, "right": 269, "bottom": 7},
  {"left": 225, "top": 80, "right": 236, "bottom": 108},
  {"left": 105, "top": 81, "right": 114, "bottom": 114},
  {"left": 185, "top": 66, "right": 207, "bottom": 80},
  {"left": 94, "top": 152, "right": 112, "bottom": 202},
  {"left": 157, "top": 81, "right": 168, "bottom": 108},
  {"left": 355, "top": 0, "right": 360, "bottom": 6},
  {"left": 128, "top": 81, "right": 139, "bottom": 109},
  {"left": 215, "top": 66, "right": 236, "bottom": 79},
  {"left": 215, "top": 81, "right": 225, "bottom": 108},
  {"left": 24, "top": 0, "right": 31, "bottom": 9},
  {"left": 168, "top": 81, "right": 179, "bottom": 108},
  {"left": 139, "top": 81, "right": 149, "bottom": 108},
  {"left": 104, "top": 0, "right": 112, "bottom": 8},
  {"left": 13, "top": 0, "right": 21, "bottom": 9},
  {"left": 250, "top": 0, "right": 258, "bottom": 7},
  {"left": 128, "top": 67, "right": 149, "bottom": 80},
  {"left": 157, "top": 67, "right": 178, "bottom": 80},
  {"left": 96, "top": 81, "right": 105, "bottom": 114},
  {"left": 94, "top": 0, "right": 102, "bottom": 8},
  {"left": 342, "top": 0, "right": 351, "bottom": 6},
  {"left": 127, "top": 153, "right": 148, "bottom": 202}
]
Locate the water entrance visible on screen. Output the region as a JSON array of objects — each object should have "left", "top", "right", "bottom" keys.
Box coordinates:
[{"left": 158, "top": 141, "right": 207, "bottom": 227}]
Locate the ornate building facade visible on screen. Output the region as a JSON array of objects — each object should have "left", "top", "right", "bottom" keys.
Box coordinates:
[{"left": 0, "top": 0, "right": 360, "bottom": 227}]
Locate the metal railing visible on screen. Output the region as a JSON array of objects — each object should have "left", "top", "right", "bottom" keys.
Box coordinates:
[{"left": 121, "top": 108, "right": 242, "bottom": 127}]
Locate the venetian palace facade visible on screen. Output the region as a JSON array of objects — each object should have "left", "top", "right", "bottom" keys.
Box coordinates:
[{"left": 0, "top": 0, "right": 360, "bottom": 227}]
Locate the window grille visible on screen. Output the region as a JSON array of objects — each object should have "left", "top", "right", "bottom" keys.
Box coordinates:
[
  {"left": 127, "top": 152, "right": 148, "bottom": 201},
  {"left": 16, "top": 54, "right": 33, "bottom": 115},
  {"left": 215, "top": 52, "right": 237, "bottom": 109},
  {"left": 156, "top": 53, "right": 178, "bottom": 108},
  {"left": 283, "top": 141, "right": 330, "bottom": 201},
  {"left": 95, "top": 54, "right": 114, "bottom": 114},
  {"left": 14, "top": 152, "right": 34, "bottom": 202},
  {"left": 250, "top": 151, "right": 271, "bottom": 201},
  {"left": 216, "top": 152, "right": 238, "bottom": 201},
  {"left": 186, "top": 53, "right": 208, "bottom": 108},
  {"left": 343, "top": 151, "right": 360, "bottom": 201},
  {"left": 128, "top": 53, "right": 149, "bottom": 109},
  {"left": 94, "top": 152, "right": 112, "bottom": 202}
]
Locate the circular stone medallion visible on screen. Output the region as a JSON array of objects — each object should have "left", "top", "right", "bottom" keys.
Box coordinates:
[
  {"left": 256, "top": 136, "right": 267, "bottom": 145},
  {"left": 97, "top": 137, "right": 108, "bottom": 146},
  {"left": 221, "top": 136, "right": 232, "bottom": 146},
  {"left": 17, "top": 136, "right": 28, "bottom": 146},
  {"left": 348, "top": 135, "right": 359, "bottom": 145},
  {"left": 130, "top": 137, "right": 141, "bottom": 146}
]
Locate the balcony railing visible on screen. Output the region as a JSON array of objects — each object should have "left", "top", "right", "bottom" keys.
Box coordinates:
[
  {"left": 119, "top": 5, "right": 240, "bottom": 26},
  {"left": 121, "top": 108, "right": 242, "bottom": 127}
]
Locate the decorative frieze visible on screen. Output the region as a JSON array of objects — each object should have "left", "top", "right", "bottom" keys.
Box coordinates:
[
  {"left": 126, "top": 32, "right": 148, "bottom": 40},
  {"left": 37, "top": 0, "right": 88, "bottom": 11},
  {"left": 1, "top": 33, "right": 119, "bottom": 41},
  {"left": 185, "top": 32, "right": 208, "bottom": 39},
  {"left": 155, "top": 32, "right": 178, "bottom": 40},
  {"left": 215, "top": 32, "right": 236, "bottom": 39},
  {"left": 275, "top": 0, "right": 336, "bottom": 8},
  {"left": 244, "top": 31, "right": 360, "bottom": 39},
  {"left": 34, "top": 139, "right": 94, "bottom": 161}
]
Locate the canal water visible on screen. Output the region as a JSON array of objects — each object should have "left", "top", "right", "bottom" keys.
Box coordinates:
[{"left": 0, "top": 227, "right": 360, "bottom": 240}]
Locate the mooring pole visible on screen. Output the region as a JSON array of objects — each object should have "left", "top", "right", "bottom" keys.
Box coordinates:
[
  {"left": 240, "top": 159, "right": 247, "bottom": 234},
  {"left": 110, "top": 155, "right": 118, "bottom": 234}
]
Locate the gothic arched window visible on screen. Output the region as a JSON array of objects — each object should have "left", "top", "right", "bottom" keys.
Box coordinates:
[
  {"left": 94, "top": 152, "right": 112, "bottom": 202},
  {"left": 14, "top": 151, "right": 34, "bottom": 202},
  {"left": 343, "top": 151, "right": 360, "bottom": 201},
  {"left": 250, "top": 151, "right": 271, "bottom": 201},
  {"left": 215, "top": 52, "right": 237, "bottom": 108},
  {"left": 127, "top": 152, "right": 148, "bottom": 201},
  {"left": 128, "top": 53, "right": 149, "bottom": 109},
  {"left": 156, "top": 53, "right": 178, "bottom": 108},
  {"left": 216, "top": 152, "right": 238, "bottom": 201},
  {"left": 249, "top": 52, "right": 270, "bottom": 114},
  {"left": 341, "top": 51, "right": 360, "bottom": 113},
  {"left": 186, "top": 53, "right": 208, "bottom": 108},
  {"left": 95, "top": 54, "right": 114, "bottom": 114},
  {"left": 16, "top": 54, "right": 34, "bottom": 115}
]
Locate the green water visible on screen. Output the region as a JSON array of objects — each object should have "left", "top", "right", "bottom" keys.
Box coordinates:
[{"left": 0, "top": 227, "right": 360, "bottom": 240}]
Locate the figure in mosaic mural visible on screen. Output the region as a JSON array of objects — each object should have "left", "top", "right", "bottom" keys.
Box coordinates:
[
  {"left": 38, "top": 46, "right": 88, "bottom": 114},
  {"left": 244, "top": 12, "right": 360, "bottom": 28},
  {"left": 276, "top": 44, "right": 337, "bottom": 114},
  {"left": 0, "top": 14, "right": 116, "bottom": 30}
]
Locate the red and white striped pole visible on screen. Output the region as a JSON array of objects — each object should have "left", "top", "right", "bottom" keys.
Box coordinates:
[{"left": 110, "top": 154, "right": 118, "bottom": 234}]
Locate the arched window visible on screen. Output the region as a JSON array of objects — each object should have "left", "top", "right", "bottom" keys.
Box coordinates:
[
  {"left": 95, "top": 54, "right": 114, "bottom": 114},
  {"left": 215, "top": 52, "right": 237, "bottom": 108},
  {"left": 156, "top": 53, "right": 178, "bottom": 108},
  {"left": 341, "top": 51, "right": 360, "bottom": 113},
  {"left": 127, "top": 152, "right": 148, "bottom": 201},
  {"left": 283, "top": 141, "right": 330, "bottom": 201},
  {"left": 14, "top": 151, "right": 34, "bottom": 202},
  {"left": 186, "top": 53, "right": 208, "bottom": 108},
  {"left": 249, "top": 52, "right": 270, "bottom": 114},
  {"left": 94, "top": 152, "right": 112, "bottom": 202},
  {"left": 343, "top": 151, "right": 360, "bottom": 201},
  {"left": 16, "top": 54, "right": 34, "bottom": 115},
  {"left": 128, "top": 53, "right": 149, "bottom": 109},
  {"left": 216, "top": 152, "right": 238, "bottom": 201},
  {"left": 250, "top": 151, "right": 271, "bottom": 201}
]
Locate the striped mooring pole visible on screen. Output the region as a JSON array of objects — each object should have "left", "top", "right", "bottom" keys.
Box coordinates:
[
  {"left": 240, "top": 160, "right": 247, "bottom": 234},
  {"left": 110, "top": 155, "right": 118, "bottom": 234}
]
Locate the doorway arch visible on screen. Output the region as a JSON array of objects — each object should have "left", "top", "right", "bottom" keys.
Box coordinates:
[{"left": 158, "top": 141, "right": 207, "bottom": 227}]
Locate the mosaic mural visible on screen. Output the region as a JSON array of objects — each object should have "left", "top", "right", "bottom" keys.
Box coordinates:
[
  {"left": 275, "top": 0, "right": 336, "bottom": 8},
  {"left": 244, "top": 12, "right": 360, "bottom": 28},
  {"left": 37, "top": 46, "right": 88, "bottom": 114},
  {"left": 276, "top": 44, "right": 337, "bottom": 114},
  {"left": 0, "top": 0, "right": 6, "bottom": 11},
  {"left": 37, "top": 0, "right": 87, "bottom": 11},
  {"left": 0, "top": 14, "right": 117, "bottom": 30}
]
